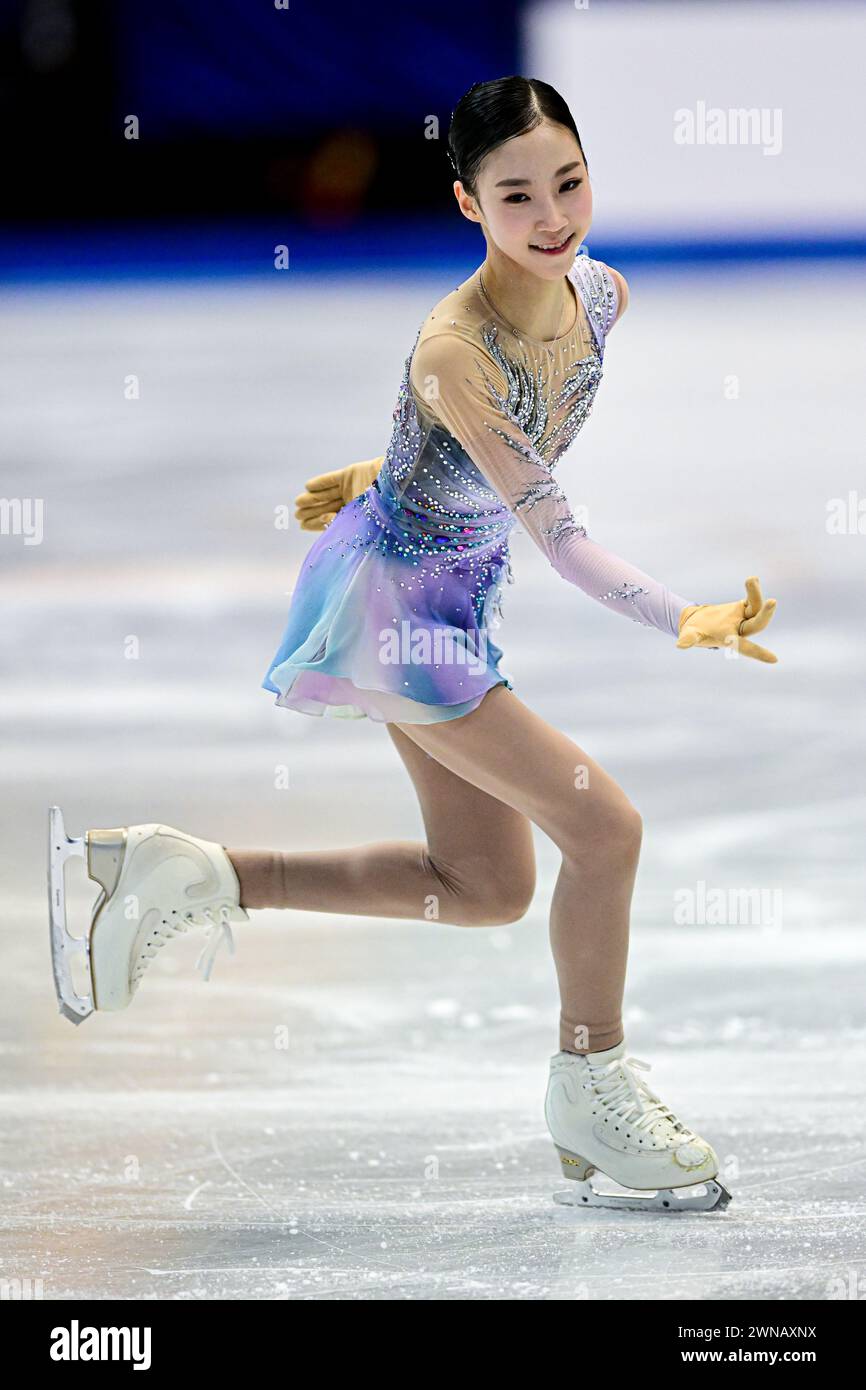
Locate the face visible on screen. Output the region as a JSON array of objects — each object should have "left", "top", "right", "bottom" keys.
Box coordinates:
[{"left": 454, "top": 119, "right": 592, "bottom": 280}]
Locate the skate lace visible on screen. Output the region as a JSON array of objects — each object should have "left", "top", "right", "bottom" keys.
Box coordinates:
[
  {"left": 132, "top": 900, "right": 240, "bottom": 986},
  {"left": 584, "top": 1055, "right": 697, "bottom": 1141},
  {"left": 186, "top": 905, "right": 237, "bottom": 982}
]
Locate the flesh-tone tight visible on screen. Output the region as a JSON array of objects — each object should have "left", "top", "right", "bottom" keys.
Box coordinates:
[{"left": 226, "top": 684, "right": 640, "bottom": 1054}]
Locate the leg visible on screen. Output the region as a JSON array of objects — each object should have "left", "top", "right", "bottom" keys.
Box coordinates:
[
  {"left": 225, "top": 726, "right": 536, "bottom": 928},
  {"left": 392, "top": 685, "right": 643, "bottom": 1055},
  {"left": 383, "top": 723, "right": 536, "bottom": 926}
]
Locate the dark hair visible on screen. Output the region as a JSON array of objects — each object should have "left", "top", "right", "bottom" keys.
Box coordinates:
[{"left": 447, "top": 76, "right": 587, "bottom": 202}]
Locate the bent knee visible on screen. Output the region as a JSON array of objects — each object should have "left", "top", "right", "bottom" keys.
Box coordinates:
[
  {"left": 460, "top": 881, "right": 535, "bottom": 927},
  {"left": 429, "top": 857, "right": 535, "bottom": 928},
  {"left": 565, "top": 802, "right": 643, "bottom": 866},
  {"left": 483, "top": 877, "right": 535, "bottom": 926}
]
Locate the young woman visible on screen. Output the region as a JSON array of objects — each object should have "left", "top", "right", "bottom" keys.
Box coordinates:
[{"left": 49, "top": 78, "right": 776, "bottom": 1212}]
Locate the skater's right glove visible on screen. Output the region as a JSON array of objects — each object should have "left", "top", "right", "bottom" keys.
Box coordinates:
[
  {"left": 294, "top": 457, "right": 384, "bottom": 531},
  {"left": 676, "top": 576, "right": 778, "bottom": 662}
]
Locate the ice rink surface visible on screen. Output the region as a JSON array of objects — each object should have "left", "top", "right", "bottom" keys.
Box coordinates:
[{"left": 1, "top": 261, "right": 865, "bottom": 1299}]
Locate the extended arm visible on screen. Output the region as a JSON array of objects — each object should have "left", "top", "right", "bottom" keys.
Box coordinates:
[{"left": 411, "top": 332, "right": 695, "bottom": 638}]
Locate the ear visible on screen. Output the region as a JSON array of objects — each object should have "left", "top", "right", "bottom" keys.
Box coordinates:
[{"left": 454, "top": 180, "right": 482, "bottom": 225}]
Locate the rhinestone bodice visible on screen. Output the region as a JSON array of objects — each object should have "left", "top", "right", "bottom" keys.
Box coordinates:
[
  {"left": 263, "top": 252, "right": 695, "bottom": 726},
  {"left": 359, "top": 254, "right": 613, "bottom": 574}
]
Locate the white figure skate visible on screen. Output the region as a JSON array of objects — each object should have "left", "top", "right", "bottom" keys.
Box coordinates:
[
  {"left": 545, "top": 1040, "right": 732, "bottom": 1212},
  {"left": 47, "top": 805, "right": 249, "bottom": 1024}
]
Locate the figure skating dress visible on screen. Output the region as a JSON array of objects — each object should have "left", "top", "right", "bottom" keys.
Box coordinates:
[{"left": 262, "top": 254, "right": 695, "bottom": 724}]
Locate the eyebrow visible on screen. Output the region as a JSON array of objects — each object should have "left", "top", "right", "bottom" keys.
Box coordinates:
[{"left": 494, "top": 160, "right": 583, "bottom": 188}]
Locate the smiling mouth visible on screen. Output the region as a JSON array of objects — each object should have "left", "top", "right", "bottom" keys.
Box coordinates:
[{"left": 529, "top": 232, "right": 575, "bottom": 255}]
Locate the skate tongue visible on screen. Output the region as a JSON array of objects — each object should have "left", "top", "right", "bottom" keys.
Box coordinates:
[{"left": 585, "top": 1039, "right": 627, "bottom": 1064}]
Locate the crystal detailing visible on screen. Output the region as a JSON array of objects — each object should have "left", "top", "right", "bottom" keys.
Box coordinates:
[
  {"left": 467, "top": 292, "right": 605, "bottom": 561},
  {"left": 312, "top": 258, "right": 612, "bottom": 640},
  {"left": 572, "top": 252, "right": 618, "bottom": 348},
  {"left": 600, "top": 581, "right": 650, "bottom": 605},
  {"left": 477, "top": 321, "right": 602, "bottom": 470},
  {"left": 544, "top": 514, "right": 588, "bottom": 543},
  {"left": 480, "top": 324, "right": 550, "bottom": 447}
]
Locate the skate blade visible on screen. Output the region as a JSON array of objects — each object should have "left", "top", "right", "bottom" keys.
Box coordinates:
[
  {"left": 553, "top": 1178, "right": 732, "bottom": 1213},
  {"left": 47, "top": 805, "right": 94, "bottom": 1024}
]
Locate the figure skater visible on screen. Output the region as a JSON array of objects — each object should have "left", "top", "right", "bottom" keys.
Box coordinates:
[{"left": 49, "top": 77, "right": 777, "bottom": 1211}]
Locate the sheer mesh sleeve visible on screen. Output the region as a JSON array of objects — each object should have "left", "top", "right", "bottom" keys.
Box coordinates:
[{"left": 410, "top": 331, "right": 695, "bottom": 638}]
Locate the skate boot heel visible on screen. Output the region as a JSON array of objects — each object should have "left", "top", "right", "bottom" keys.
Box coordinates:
[
  {"left": 86, "top": 829, "right": 127, "bottom": 896},
  {"left": 554, "top": 1145, "right": 596, "bottom": 1181}
]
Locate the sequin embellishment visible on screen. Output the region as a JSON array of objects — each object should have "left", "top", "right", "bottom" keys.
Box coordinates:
[{"left": 315, "top": 259, "right": 611, "bottom": 633}]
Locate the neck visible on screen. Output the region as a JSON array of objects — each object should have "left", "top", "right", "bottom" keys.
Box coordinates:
[{"left": 479, "top": 250, "right": 575, "bottom": 342}]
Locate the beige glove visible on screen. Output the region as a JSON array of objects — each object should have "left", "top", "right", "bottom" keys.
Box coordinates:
[
  {"left": 677, "top": 576, "right": 778, "bottom": 662},
  {"left": 294, "top": 457, "right": 384, "bottom": 532}
]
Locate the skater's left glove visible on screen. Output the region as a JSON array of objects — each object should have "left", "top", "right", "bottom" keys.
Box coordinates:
[
  {"left": 677, "top": 576, "right": 778, "bottom": 662},
  {"left": 294, "top": 457, "right": 384, "bottom": 532}
]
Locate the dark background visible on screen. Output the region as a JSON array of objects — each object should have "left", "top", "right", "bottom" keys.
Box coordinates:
[{"left": 2, "top": 0, "right": 520, "bottom": 225}]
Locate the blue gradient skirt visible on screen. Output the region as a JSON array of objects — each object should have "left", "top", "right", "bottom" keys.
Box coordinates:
[{"left": 262, "top": 491, "right": 515, "bottom": 724}]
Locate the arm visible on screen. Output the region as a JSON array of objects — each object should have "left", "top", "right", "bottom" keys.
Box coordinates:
[{"left": 411, "top": 332, "right": 695, "bottom": 638}]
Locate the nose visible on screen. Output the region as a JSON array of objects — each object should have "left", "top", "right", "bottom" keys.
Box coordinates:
[
  {"left": 533, "top": 225, "right": 569, "bottom": 244},
  {"left": 535, "top": 203, "right": 569, "bottom": 235}
]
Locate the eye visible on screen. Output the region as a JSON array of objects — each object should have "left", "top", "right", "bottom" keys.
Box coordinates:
[{"left": 503, "top": 178, "right": 583, "bottom": 204}]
